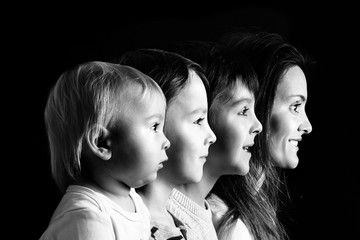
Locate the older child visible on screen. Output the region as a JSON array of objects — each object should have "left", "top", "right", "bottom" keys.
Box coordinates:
[
  {"left": 162, "top": 41, "right": 262, "bottom": 240},
  {"left": 40, "top": 61, "right": 170, "bottom": 240},
  {"left": 119, "top": 49, "right": 217, "bottom": 240}
]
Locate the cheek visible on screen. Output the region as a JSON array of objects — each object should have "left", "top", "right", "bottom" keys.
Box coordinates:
[
  {"left": 270, "top": 114, "right": 282, "bottom": 135},
  {"left": 113, "top": 131, "right": 153, "bottom": 167},
  {"left": 113, "top": 144, "right": 144, "bottom": 172},
  {"left": 166, "top": 127, "right": 193, "bottom": 161},
  {"left": 214, "top": 122, "right": 243, "bottom": 155},
  {"left": 270, "top": 113, "right": 289, "bottom": 142},
  {"left": 269, "top": 114, "right": 284, "bottom": 149}
]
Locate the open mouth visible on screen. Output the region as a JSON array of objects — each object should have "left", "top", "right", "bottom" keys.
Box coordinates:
[
  {"left": 243, "top": 145, "right": 253, "bottom": 153},
  {"left": 289, "top": 139, "right": 301, "bottom": 148}
]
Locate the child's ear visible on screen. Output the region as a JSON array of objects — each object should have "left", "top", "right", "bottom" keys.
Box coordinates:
[{"left": 86, "top": 125, "right": 112, "bottom": 161}]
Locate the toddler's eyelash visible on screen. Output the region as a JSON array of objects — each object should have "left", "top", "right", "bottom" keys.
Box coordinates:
[
  {"left": 151, "top": 123, "right": 160, "bottom": 132},
  {"left": 194, "top": 117, "right": 205, "bottom": 125}
]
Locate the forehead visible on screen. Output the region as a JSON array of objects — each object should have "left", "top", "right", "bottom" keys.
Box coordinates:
[
  {"left": 168, "top": 70, "right": 207, "bottom": 114},
  {"left": 216, "top": 79, "right": 255, "bottom": 107},
  {"left": 116, "top": 83, "right": 165, "bottom": 113},
  {"left": 177, "top": 71, "right": 207, "bottom": 104},
  {"left": 276, "top": 66, "right": 308, "bottom": 100},
  {"left": 229, "top": 79, "right": 254, "bottom": 101}
]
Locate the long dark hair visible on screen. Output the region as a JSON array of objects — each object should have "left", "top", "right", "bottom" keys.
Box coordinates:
[{"left": 214, "top": 30, "right": 312, "bottom": 240}]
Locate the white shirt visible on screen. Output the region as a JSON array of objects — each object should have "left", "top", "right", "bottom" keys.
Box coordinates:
[{"left": 40, "top": 185, "right": 151, "bottom": 240}]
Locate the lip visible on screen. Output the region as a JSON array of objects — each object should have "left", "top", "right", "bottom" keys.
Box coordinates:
[
  {"left": 288, "top": 138, "right": 302, "bottom": 148},
  {"left": 158, "top": 160, "right": 166, "bottom": 169},
  {"left": 243, "top": 143, "right": 254, "bottom": 153},
  {"left": 159, "top": 158, "right": 168, "bottom": 166}
]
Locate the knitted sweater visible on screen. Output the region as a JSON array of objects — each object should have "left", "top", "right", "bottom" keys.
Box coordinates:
[{"left": 166, "top": 188, "right": 218, "bottom": 240}]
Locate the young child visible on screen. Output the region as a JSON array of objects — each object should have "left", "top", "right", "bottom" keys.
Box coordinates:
[
  {"left": 162, "top": 41, "right": 262, "bottom": 240},
  {"left": 118, "top": 49, "right": 217, "bottom": 240},
  {"left": 40, "top": 61, "right": 170, "bottom": 240}
]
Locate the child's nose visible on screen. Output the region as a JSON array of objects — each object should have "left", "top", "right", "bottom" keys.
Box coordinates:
[
  {"left": 206, "top": 124, "right": 217, "bottom": 145},
  {"left": 163, "top": 135, "right": 171, "bottom": 150},
  {"left": 251, "top": 114, "right": 263, "bottom": 135}
]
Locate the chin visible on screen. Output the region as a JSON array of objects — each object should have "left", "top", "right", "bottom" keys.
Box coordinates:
[
  {"left": 231, "top": 162, "right": 250, "bottom": 176},
  {"left": 240, "top": 166, "right": 250, "bottom": 175},
  {"left": 194, "top": 174, "right": 204, "bottom": 183},
  {"left": 273, "top": 152, "right": 299, "bottom": 169},
  {"left": 284, "top": 158, "right": 299, "bottom": 169},
  {"left": 142, "top": 173, "right": 158, "bottom": 186},
  {"left": 289, "top": 160, "right": 299, "bottom": 169},
  {"left": 190, "top": 171, "right": 204, "bottom": 183}
]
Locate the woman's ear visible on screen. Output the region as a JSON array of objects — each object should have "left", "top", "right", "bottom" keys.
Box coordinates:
[{"left": 86, "top": 125, "right": 112, "bottom": 161}]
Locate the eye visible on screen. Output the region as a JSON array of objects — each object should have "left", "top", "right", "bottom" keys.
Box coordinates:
[
  {"left": 290, "top": 103, "right": 302, "bottom": 114},
  {"left": 151, "top": 123, "right": 160, "bottom": 132},
  {"left": 238, "top": 106, "right": 249, "bottom": 116},
  {"left": 194, "top": 117, "right": 205, "bottom": 125}
]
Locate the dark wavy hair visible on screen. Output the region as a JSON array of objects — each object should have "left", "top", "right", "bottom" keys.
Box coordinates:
[{"left": 211, "top": 30, "right": 313, "bottom": 240}]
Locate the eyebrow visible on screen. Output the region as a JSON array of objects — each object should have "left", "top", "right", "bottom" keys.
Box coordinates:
[
  {"left": 230, "top": 97, "right": 253, "bottom": 107},
  {"left": 190, "top": 108, "right": 208, "bottom": 115},
  {"left": 289, "top": 94, "right": 306, "bottom": 101},
  {"left": 146, "top": 113, "right": 164, "bottom": 121}
]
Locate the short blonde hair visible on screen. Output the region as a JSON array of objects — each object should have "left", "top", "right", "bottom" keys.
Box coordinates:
[{"left": 44, "top": 61, "right": 165, "bottom": 193}]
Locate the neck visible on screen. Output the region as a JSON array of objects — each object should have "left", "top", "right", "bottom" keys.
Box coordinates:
[
  {"left": 78, "top": 175, "right": 134, "bottom": 211},
  {"left": 176, "top": 161, "right": 222, "bottom": 208},
  {"left": 81, "top": 157, "right": 132, "bottom": 198},
  {"left": 139, "top": 177, "right": 176, "bottom": 225}
]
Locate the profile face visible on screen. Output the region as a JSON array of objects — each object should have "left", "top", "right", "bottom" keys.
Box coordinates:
[
  {"left": 109, "top": 85, "right": 170, "bottom": 188},
  {"left": 269, "top": 66, "right": 312, "bottom": 169},
  {"left": 208, "top": 80, "right": 262, "bottom": 175},
  {"left": 162, "top": 70, "right": 216, "bottom": 184}
]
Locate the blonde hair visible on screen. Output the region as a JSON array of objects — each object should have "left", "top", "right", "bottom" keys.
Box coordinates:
[{"left": 44, "top": 61, "right": 165, "bottom": 193}]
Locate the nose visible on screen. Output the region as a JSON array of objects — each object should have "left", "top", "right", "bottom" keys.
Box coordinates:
[
  {"left": 299, "top": 113, "right": 312, "bottom": 134},
  {"left": 205, "top": 122, "right": 217, "bottom": 145},
  {"left": 251, "top": 113, "right": 263, "bottom": 135},
  {"left": 162, "top": 134, "right": 171, "bottom": 150}
]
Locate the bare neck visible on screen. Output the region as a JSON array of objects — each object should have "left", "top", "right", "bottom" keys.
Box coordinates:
[
  {"left": 176, "top": 162, "right": 221, "bottom": 208},
  {"left": 139, "top": 178, "right": 177, "bottom": 226}
]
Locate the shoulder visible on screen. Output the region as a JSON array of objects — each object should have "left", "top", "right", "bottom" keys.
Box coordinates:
[
  {"left": 56, "top": 185, "right": 110, "bottom": 214},
  {"left": 207, "top": 193, "right": 228, "bottom": 214},
  {"left": 207, "top": 194, "right": 253, "bottom": 240},
  {"left": 231, "top": 219, "right": 253, "bottom": 240},
  {"left": 40, "top": 204, "right": 114, "bottom": 240},
  {"left": 207, "top": 193, "right": 229, "bottom": 228},
  {"left": 40, "top": 185, "right": 114, "bottom": 240}
]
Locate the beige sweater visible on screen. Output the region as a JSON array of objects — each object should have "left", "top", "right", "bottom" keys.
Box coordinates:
[{"left": 166, "top": 188, "right": 218, "bottom": 240}]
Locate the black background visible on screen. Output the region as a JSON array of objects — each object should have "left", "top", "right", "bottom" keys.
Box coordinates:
[{"left": 9, "top": 2, "right": 358, "bottom": 239}]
